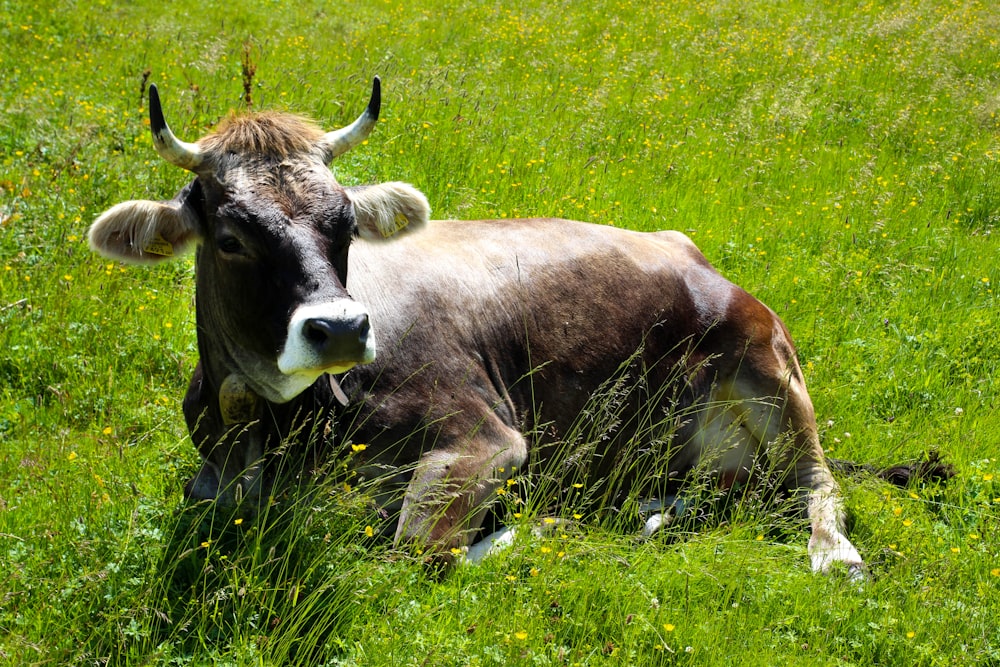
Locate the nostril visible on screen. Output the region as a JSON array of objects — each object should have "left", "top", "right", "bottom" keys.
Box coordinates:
[
  {"left": 355, "top": 313, "right": 370, "bottom": 339},
  {"left": 303, "top": 318, "right": 337, "bottom": 346}
]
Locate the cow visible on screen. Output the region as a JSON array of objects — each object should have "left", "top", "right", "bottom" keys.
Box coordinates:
[{"left": 89, "top": 78, "right": 867, "bottom": 579}]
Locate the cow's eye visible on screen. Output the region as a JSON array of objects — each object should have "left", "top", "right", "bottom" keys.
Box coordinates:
[{"left": 217, "top": 235, "right": 245, "bottom": 255}]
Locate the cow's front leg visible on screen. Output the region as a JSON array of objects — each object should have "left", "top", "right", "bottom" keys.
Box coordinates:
[
  {"left": 394, "top": 422, "right": 527, "bottom": 566},
  {"left": 183, "top": 367, "right": 266, "bottom": 505},
  {"left": 185, "top": 421, "right": 266, "bottom": 506}
]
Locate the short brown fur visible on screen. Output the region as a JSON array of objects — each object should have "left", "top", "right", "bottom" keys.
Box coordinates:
[{"left": 199, "top": 112, "right": 325, "bottom": 158}]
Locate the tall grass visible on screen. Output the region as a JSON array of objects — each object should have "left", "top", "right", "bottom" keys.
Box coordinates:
[{"left": 1, "top": 0, "right": 998, "bottom": 664}]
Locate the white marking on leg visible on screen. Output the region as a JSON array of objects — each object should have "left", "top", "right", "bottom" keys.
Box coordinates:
[
  {"left": 461, "top": 516, "right": 567, "bottom": 565},
  {"left": 807, "top": 491, "right": 866, "bottom": 578},
  {"left": 642, "top": 514, "right": 667, "bottom": 538},
  {"left": 463, "top": 526, "right": 518, "bottom": 564},
  {"left": 639, "top": 496, "right": 686, "bottom": 539}
]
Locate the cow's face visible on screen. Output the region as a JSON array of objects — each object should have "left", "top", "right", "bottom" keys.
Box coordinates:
[{"left": 88, "top": 79, "right": 429, "bottom": 403}]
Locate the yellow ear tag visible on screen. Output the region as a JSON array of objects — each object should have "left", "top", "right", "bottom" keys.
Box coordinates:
[
  {"left": 382, "top": 213, "right": 409, "bottom": 238},
  {"left": 143, "top": 233, "right": 174, "bottom": 257}
]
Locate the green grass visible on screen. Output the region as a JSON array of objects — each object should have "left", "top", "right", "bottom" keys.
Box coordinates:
[{"left": 2, "top": 0, "right": 999, "bottom": 664}]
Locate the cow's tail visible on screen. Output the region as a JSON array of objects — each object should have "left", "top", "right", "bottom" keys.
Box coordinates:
[{"left": 828, "top": 449, "right": 955, "bottom": 487}]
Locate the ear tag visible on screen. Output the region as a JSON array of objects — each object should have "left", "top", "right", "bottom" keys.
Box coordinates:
[
  {"left": 382, "top": 212, "right": 409, "bottom": 238},
  {"left": 143, "top": 233, "right": 175, "bottom": 257}
]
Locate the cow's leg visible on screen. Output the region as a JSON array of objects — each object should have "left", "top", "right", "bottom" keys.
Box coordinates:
[
  {"left": 717, "top": 369, "right": 865, "bottom": 580},
  {"left": 182, "top": 365, "right": 265, "bottom": 505},
  {"left": 776, "top": 375, "right": 865, "bottom": 580},
  {"left": 394, "top": 418, "right": 528, "bottom": 566}
]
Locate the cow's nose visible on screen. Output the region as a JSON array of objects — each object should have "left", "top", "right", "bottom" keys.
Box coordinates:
[
  {"left": 303, "top": 313, "right": 370, "bottom": 355},
  {"left": 279, "top": 302, "right": 377, "bottom": 380}
]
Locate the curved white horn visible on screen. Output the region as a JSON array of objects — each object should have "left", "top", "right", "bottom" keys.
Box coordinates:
[
  {"left": 318, "top": 76, "right": 381, "bottom": 163},
  {"left": 148, "top": 84, "right": 204, "bottom": 172}
]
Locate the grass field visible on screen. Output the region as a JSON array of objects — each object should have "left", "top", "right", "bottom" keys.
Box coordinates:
[{"left": 2, "top": 0, "right": 999, "bottom": 664}]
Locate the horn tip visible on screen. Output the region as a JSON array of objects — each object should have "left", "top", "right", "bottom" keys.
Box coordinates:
[
  {"left": 148, "top": 84, "right": 167, "bottom": 136},
  {"left": 368, "top": 76, "right": 381, "bottom": 121}
]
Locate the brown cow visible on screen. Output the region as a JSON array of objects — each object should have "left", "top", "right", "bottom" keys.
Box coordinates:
[{"left": 89, "top": 78, "right": 865, "bottom": 579}]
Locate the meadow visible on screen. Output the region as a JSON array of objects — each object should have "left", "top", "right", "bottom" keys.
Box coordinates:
[{"left": 1, "top": 0, "right": 999, "bottom": 664}]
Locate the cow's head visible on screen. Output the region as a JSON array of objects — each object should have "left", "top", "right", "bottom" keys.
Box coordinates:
[{"left": 89, "top": 78, "right": 429, "bottom": 403}]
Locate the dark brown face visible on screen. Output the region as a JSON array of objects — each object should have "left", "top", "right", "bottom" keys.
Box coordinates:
[
  {"left": 88, "top": 79, "right": 430, "bottom": 404},
  {"left": 189, "top": 157, "right": 376, "bottom": 403}
]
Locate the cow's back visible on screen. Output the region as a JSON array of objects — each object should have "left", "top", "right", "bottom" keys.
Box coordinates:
[{"left": 342, "top": 219, "right": 778, "bottom": 464}]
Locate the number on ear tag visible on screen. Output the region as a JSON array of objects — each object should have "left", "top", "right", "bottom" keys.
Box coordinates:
[
  {"left": 143, "top": 233, "right": 174, "bottom": 257},
  {"left": 381, "top": 213, "right": 409, "bottom": 238}
]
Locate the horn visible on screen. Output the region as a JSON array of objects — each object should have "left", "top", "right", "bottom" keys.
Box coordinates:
[
  {"left": 148, "top": 84, "right": 204, "bottom": 172},
  {"left": 318, "top": 76, "right": 381, "bottom": 163}
]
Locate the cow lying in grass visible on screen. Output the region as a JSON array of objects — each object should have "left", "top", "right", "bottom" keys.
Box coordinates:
[{"left": 90, "top": 77, "right": 920, "bottom": 580}]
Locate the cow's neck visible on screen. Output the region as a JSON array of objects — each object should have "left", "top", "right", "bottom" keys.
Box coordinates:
[{"left": 186, "top": 285, "right": 353, "bottom": 503}]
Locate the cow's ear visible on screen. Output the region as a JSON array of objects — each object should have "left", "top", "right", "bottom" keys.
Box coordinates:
[
  {"left": 89, "top": 190, "right": 202, "bottom": 264},
  {"left": 346, "top": 182, "right": 429, "bottom": 241}
]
